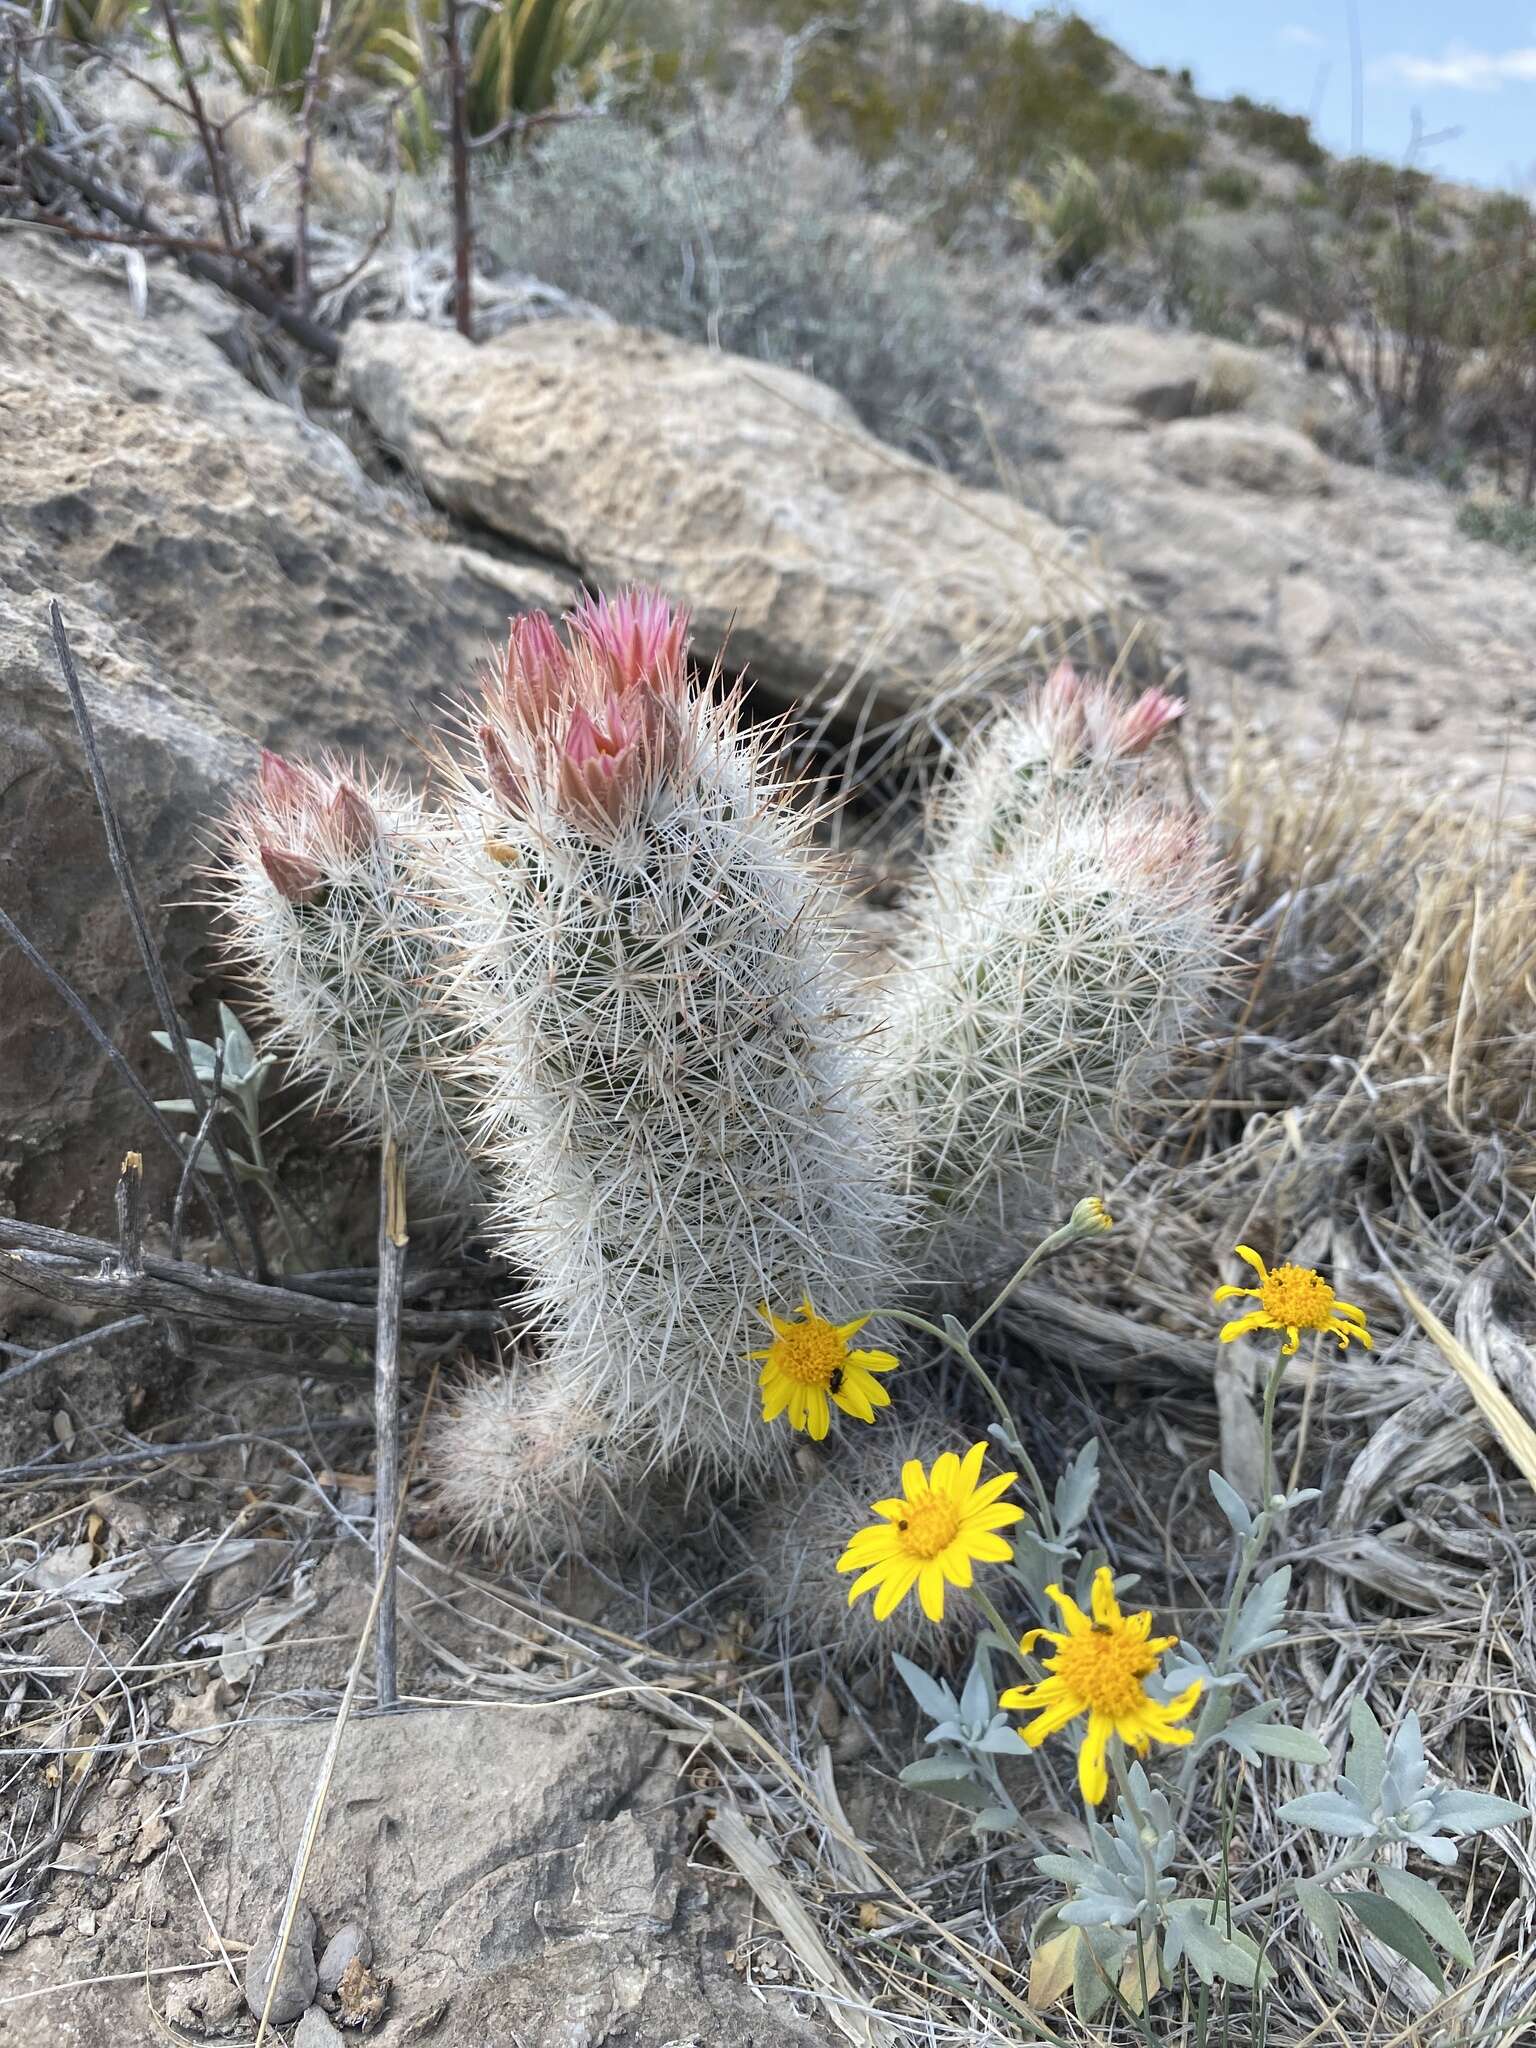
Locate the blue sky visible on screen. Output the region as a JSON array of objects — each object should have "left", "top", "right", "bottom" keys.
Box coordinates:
[{"left": 1005, "top": 3, "right": 1536, "bottom": 191}]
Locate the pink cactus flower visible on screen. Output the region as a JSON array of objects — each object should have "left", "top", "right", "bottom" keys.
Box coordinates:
[
  {"left": 570, "top": 587, "right": 689, "bottom": 698},
  {"left": 258, "top": 749, "right": 318, "bottom": 811}
]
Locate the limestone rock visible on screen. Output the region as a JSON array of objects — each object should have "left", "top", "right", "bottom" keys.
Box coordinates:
[
  {"left": 342, "top": 317, "right": 1141, "bottom": 729},
  {"left": 1154, "top": 419, "right": 1333, "bottom": 497},
  {"left": 28, "top": 1703, "right": 835, "bottom": 2047},
  {"left": 0, "top": 243, "right": 570, "bottom": 1230}
]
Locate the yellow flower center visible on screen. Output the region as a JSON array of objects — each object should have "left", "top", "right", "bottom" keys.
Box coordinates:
[
  {"left": 1259, "top": 1263, "right": 1337, "bottom": 1331},
  {"left": 1052, "top": 1629, "right": 1158, "bottom": 1718},
  {"left": 770, "top": 1318, "right": 845, "bottom": 1388},
  {"left": 897, "top": 1495, "right": 961, "bottom": 1561}
]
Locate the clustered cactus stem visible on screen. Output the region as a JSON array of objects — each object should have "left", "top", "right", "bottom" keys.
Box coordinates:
[
  {"left": 219, "top": 599, "right": 1225, "bottom": 1566},
  {"left": 439, "top": 590, "right": 905, "bottom": 1492},
  {"left": 221, "top": 751, "right": 480, "bottom": 1215}
]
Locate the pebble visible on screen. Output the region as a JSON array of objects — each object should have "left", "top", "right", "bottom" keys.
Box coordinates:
[
  {"left": 294, "top": 2008, "right": 344, "bottom": 2048},
  {"left": 316, "top": 1922, "right": 371, "bottom": 1994},
  {"left": 243, "top": 1903, "right": 318, "bottom": 2025}
]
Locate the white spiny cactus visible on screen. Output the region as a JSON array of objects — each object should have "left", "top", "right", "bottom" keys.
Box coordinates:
[
  {"left": 927, "top": 664, "right": 1185, "bottom": 888},
  {"left": 426, "top": 1364, "right": 637, "bottom": 1570},
  {"left": 889, "top": 775, "right": 1224, "bottom": 1287},
  {"left": 221, "top": 753, "right": 480, "bottom": 1215},
  {"left": 438, "top": 591, "right": 906, "bottom": 1483}
]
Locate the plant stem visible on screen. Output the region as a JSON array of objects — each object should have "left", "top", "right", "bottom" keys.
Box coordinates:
[
  {"left": 871, "top": 1304, "right": 1055, "bottom": 1527},
  {"left": 971, "top": 1586, "right": 1029, "bottom": 1675}
]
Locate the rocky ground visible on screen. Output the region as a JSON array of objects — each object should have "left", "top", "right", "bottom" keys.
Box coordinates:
[{"left": 3, "top": 214, "right": 1535, "bottom": 2045}]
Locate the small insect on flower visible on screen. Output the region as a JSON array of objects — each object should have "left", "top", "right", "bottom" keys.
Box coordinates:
[
  {"left": 753, "top": 1299, "right": 898, "bottom": 1441},
  {"left": 1000, "top": 1567, "right": 1201, "bottom": 1806},
  {"left": 1213, "top": 1245, "right": 1372, "bottom": 1358},
  {"left": 837, "top": 1443, "right": 1025, "bottom": 1623}
]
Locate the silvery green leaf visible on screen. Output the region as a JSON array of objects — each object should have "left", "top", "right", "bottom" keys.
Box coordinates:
[
  {"left": 1346, "top": 1697, "right": 1387, "bottom": 1806},
  {"left": 1375, "top": 1868, "right": 1475, "bottom": 1970},
  {"left": 941, "top": 1315, "right": 972, "bottom": 1354},
  {"left": 1208, "top": 1470, "right": 1254, "bottom": 1538},
  {"left": 1035, "top": 1852, "right": 1106, "bottom": 1891},
  {"left": 154, "top": 1100, "right": 200, "bottom": 1117},
  {"left": 1053, "top": 1440, "right": 1100, "bottom": 1543},
  {"left": 1278, "top": 1486, "right": 1322, "bottom": 1510},
  {"left": 1424, "top": 1788, "right": 1527, "bottom": 1834},
  {"left": 1380, "top": 1711, "right": 1428, "bottom": 1815},
  {"left": 1012, "top": 1532, "right": 1068, "bottom": 1602},
  {"left": 1162, "top": 1644, "right": 1243, "bottom": 1695},
  {"left": 1339, "top": 1889, "right": 1445, "bottom": 1993},
  {"left": 1060, "top": 1894, "right": 1138, "bottom": 1930},
  {"left": 1163, "top": 1901, "right": 1265, "bottom": 1990},
  {"left": 1210, "top": 1704, "right": 1280, "bottom": 1762},
  {"left": 898, "top": 1758, "right": 995, "bottom": 1811},
  {"left": 976, "top": 1718, "right": 1026, "bottom": 1755},
  {"left": 216, "top": 1003, "right": 258, "bottom": 1084},
  {"left": 1244, "top": 1722, "right": 1332, "bottom": 1764},
  {"left": 892, "top": 1654, "right": 958, "bottom": 1725},
  {"left": 1278, "top": 1791, "right": 1378, "bottom": 1837},
  {"left": 971, "top": 1804, "right": 1021, "bottom": 1835},
  {"left": 1402, "top": 1830, "right": 1461, "bottom": 1867},
  {"left": 153, "top": 1031, "right": 220, "bottom": 1082},
  {"left": 1073, "top": 1924, "right": 1126, "bottom": 2023},
  {"left": 1293, "top": 1879, "right": 1342, "bottom": 1973},
  {"left": 185, "top": 1139, "right": 260, "bottom": 1183},
  {"left": 925, "top": 1719, "right": 965, "bottom": 1747},
  {"left": 1230, "top": 1565, "right": 1291, "bottom": 1660},
  {"left": 959, "top": 1646, "right": 995, "bottom": 1732}
]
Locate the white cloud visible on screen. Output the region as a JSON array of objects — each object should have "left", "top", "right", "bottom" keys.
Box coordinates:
[
  {"left": 1279, "top": 25, "right": 1326, "bottom": 49},
  {"left": 1374, "top": 45, "right": 1536, "bottom": 91}
]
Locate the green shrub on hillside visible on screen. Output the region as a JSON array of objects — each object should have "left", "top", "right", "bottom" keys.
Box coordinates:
[
  {"left": 475, "top": 112, "right": 1040, "bottom": 481},
  {"left": 1457, "top": 498, "right": 1536, "bottom": 556},
  {"left": 1223, "top": 93, "right": 1324, "bottom": 172}
]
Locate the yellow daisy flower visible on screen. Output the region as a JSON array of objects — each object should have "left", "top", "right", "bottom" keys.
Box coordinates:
[
  {"left": 1000, "top": 1566, "right": 1202, "bottom": 1805},
  {"left": 753, "top": 1298, "right": 898, "bottom": 1441},
  {"left": 1213, "top": 1245, "right": 1372, "bottom": 1358},
  {"left": 837, "top": 1443, "right": 1025, "bottom": 1623}
]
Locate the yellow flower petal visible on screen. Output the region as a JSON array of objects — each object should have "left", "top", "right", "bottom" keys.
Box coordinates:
[
  {"left": 1077, "top": 1712, "right": 1113, "bottom": 1805},
  {"left": 1219, "top": 1311, "right": 1270, "bottom": 1343},
  {"left": 1089, "top": 1566, "right": 1122, "bottom": 1629},
  {"left": 1234, "top": 1245, "right": 1269, "bottom": 1280}
]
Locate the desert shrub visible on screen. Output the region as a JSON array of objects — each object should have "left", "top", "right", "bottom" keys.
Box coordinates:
[
  {"left": 1202, "top": 164, "right": 1258, "bottom": 210},
  {"left": 473, "top": 110, "right": 1035, "bottom": 480},
  {"left": 1457, "top": 497, "right": 1536, "bottom": 556},
  {"left": 1223, "top": 93, "right": 1325, "bottom": 172},
  {"left": 34, "top": 0, "right": 145, "bottom": 39}
]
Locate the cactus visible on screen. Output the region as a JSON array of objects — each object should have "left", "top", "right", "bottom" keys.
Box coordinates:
[
  {"left": 221, "top": 752, "right": 480, "bottom": 1216},
  {"left": 927, "top": 664, "right": 1184, "bottom": 888},
  {"left": 437, "top": 589, "right": 905, "bottom": 1483},
  {"left": 426, "top": 1364, "right": 636, "bottom": 1572},
  {"left": 889, "top": 763, "right": 1224, "bottom": 1287}
]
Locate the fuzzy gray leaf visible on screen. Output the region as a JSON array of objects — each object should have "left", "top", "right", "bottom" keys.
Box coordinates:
[
  {"left": 1375, "top": 1868, "right": 1475, "bottom": 1971},
  {"left": 1208, "top": 1469, "right": 1254, "bottom": 1539},
  {"left": 1230, "top": 1565, "right": 1291, "bottom": 1660},
  {"left": 892, "top": 1653, "right": 958, "bottom": 1726},
  {"left": 1293, "top": 1880, "right": 1341, "bottom": 1973},
  {"left": 1163, "top": 1901, "right": 1264, "bottom": 1990},
  {"left": 1277, "top": 1790, "right": 1378, "bottom": 1837},
  {"left": 1053, "top": 1440, "right": 1100, "bottom": 1542},
  {"left": 1346, "top": 1696, "right": 1387, "bottom": 1806},
  {"left": 1339, "top": 1889, "right": 1445, "bottom": 1993}
]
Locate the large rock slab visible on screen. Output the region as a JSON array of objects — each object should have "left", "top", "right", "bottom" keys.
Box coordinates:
[
  {"left": 343, "top": 317, "right": 1141, "bottom": 727},
  {"left": 0, "top": 1704, "right": 836, "bottom": 2048},
  {"left": 0, "top": 244, "right": 571, "bottom": 1230}
]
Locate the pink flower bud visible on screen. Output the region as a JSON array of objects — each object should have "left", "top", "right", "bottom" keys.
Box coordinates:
[
  {"left": 258, "top": 749, "right": 316, "bottom": 809},
  {"left": 1114, "top": 688, "right": 1184, "bottom": 757},
  {"left": 325, "top": 778, "right": 378, "bottom": 857},
  {"left": 258, "top": 843, "right": 324, "bottom": 904},
  {"left": 1038, "top": 662, "right": 1088, "bottom": 761}
]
